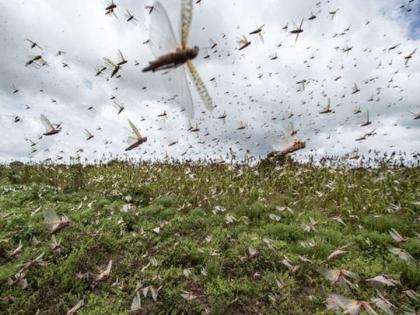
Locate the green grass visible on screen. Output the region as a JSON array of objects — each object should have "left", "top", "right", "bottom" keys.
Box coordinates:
[{"left": 0, "top": 162, "right": 419, "bottom": 314}]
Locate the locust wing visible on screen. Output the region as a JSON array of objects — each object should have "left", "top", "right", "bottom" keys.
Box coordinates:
[
  {"left": 84, "top": 129, "right": 93, "bottom": 139},
  {"left": 239, "top": 36, "right": 248, "bottom": 45},
  {"left": 103, "top": 57, "right": 117, "bottom": 68},
  {"left": 187, "top": 60, "right": 213, "bottom": 111},
  {"left": 298, "top": 19, "right": 304, "bottom": 30},
  {"left": 266, "top": 121, "right": 305, "bottom": 152},
  {"left": 43, "top": 208, "right": 61, "bottom": 226},
  {"left": 180, "top": 0, "right": 193, "bottom": 47},
  {"left": 128, "top": 119, "right": 142, "bottom": 139},
  {"left": 408, "top": 48, "right": 417, "bottom": 58},
  {"left": 118, "top": 50, "right": 125, "bottom": 62},
  {"left": 127, "top": 136, "right": 138, "bottom": 147},
  {"left": 163, "top": 64, "right": 194, "bottom": 118},
  {"left": 130, "top": 292, "right": 142, "bottom": 312},
  {"left": 113, "top": 101, "right": 123, "bottom": 111},
  {"left": 40, "top": 114, "right": 53, "bottom": 132},
  {"left": 149, "top": 2, "right": 179, "bottom": 57}
]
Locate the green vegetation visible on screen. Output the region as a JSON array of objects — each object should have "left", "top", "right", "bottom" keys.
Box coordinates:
[{"left": 0, "top": 161, "right": 419, "bottom": 314}]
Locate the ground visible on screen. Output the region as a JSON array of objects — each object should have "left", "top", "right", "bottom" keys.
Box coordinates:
[{"left": 0, "top": 161, "right": 419, "bottom": 314}]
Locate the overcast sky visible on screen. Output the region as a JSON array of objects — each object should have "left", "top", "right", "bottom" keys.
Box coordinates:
[{"left": 0, "top": 0, "right": 419, "bottom": 163}]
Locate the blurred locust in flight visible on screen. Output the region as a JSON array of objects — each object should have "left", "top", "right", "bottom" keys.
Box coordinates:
[
  {"left": 145, "top": 5, "right": 155, "bottom": 15},
  {"left": 237, "top": 35, "right": 251, "bottom": 50},
  {"left": 40, "top": 114, "right": 61, "bottom": 136},
  {"left": 113, "top": 100, "right": 125, "bottom": 114},
  {"left": 360, "top": 111, "right": 372, "bottom": 127},
  {"left": 105, "top": 0, "right": 117, "bottom": 17},
  {"left": 84, "top": 129, "right": 94, "bottom": 141},
  {"left": 280, "top": 140, "right": 306, "bottom": 156},
  {"left": 11, "top": 84, "right": 19, "bottom": 94},
  {"left": 409, "top": 111, "right": 420, "bottom": 120},
  {"left": 26, "top": 39, "right": 42, "bottom": 50},
  {"left": 104, "top": 50, "right": 127, "bottom": 78},
  {"left": 125, "top": 120, "right": 147, "bottom": 151},
  {"left": 125, "top": 9, "right": 138, "bottom": 23},
  {"left": 319, "top": 98, "right": 333, "bottom": 114},
  {"left": 142, "top": 0, "right": 214, "bottom": 118},
  {"left": 25, "top": 55, "right": 47, "bottom": 67},
  {"left": 404, "top": 48, "right": 417, "bottom": 65},
  {"left": 249, "top": 25, "right": 265, "bottom": 43},
  {"left": 290, "top": 19, "right": 304, "bottom": 43}
]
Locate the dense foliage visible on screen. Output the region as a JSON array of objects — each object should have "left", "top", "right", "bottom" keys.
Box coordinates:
[{"left": 0, "top": 161, "right": 419, "bottom": 314}]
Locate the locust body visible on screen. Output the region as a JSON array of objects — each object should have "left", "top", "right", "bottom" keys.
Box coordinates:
[{"left": 142, "top": 47, "right": 198, "bottom": 72}]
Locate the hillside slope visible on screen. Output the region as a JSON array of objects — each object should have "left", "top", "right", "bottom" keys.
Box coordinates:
[{"left": 0, "top": 163, "right": 419, "bottom": 314}]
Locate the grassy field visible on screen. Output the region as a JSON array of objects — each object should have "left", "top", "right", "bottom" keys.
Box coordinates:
[{"left": 0, "top": 161, "right": 419, "bottom": 314}]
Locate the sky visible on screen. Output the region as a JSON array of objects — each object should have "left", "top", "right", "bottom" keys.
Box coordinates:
[{"left": 0, "top": 0, "right": 419, "bottom": 163}]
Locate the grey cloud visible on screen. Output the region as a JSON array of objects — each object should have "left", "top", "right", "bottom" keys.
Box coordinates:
[{"left": 0, "top": 0, "right": 419, "bottom": 163}]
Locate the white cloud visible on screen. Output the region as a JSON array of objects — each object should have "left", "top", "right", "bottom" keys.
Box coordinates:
[{"left": 0, "top": 0, "right": 419, "bottom": 163}]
